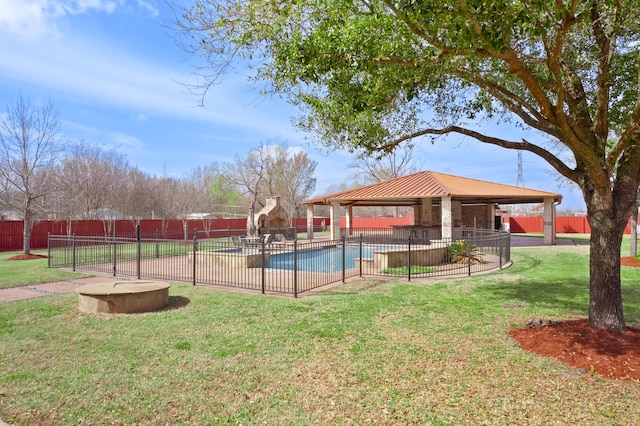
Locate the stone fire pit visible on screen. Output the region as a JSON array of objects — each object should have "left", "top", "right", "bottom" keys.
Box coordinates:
[{"left": 76, "top": 281, "right": 170, "bottom": 314}]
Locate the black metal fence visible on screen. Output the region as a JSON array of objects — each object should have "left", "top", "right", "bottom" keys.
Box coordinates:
[{"left": 48, "top": 227, "right": 510, "bottom": 297}]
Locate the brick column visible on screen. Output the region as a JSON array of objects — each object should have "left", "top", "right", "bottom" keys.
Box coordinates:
[{"left": 543, "top": 197, "right": 556, "bottom": 245}]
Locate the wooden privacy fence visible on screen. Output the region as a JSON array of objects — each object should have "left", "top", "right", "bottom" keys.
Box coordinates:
[
  {"left": 1, "top": 215, "right": 636, "bottom": 253},
  {"left": 0, "top": 218, "right": 328, "bottom": 252},
  {"left": 506, "top": 216, "right": 634, "bottom": 234}
]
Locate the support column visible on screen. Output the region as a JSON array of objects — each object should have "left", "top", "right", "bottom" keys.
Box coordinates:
[
  {"left": 345, "top": 205, "right": 353, "bottom": 236},
  {"left": 543, "top": 197, "right": 556, "bottom": 245},
  {"left": 489, "top": 204, "right": 496, "bottom": 230},
  {"left": 441, "top": 196, "right": 453, "bottom": 240},
  {"left": 330, "top": 201, "right": 341, "bottom": 241},
  {"left": 306, "top": 204, "right": 315, "bottom": 240},
  {"left": 421, "top": 198, "right": 432, "bottom": 226}
]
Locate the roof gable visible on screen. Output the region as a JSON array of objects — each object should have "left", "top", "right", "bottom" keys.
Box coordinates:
[{"left": 304, "top": 170, "right": 562, "bottom": 206}]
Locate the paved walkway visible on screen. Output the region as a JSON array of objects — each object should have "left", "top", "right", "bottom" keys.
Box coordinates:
[
  {"left": 0, "top": 276, "right": 130, "bottom": 305},
  {"left": 511, "top": 235, "right": 579, "bottom": 247}
]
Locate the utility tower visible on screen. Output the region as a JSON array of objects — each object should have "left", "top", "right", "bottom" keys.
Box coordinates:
[{"left": 516, "top": 152, "right": 525, "bottom": 187}]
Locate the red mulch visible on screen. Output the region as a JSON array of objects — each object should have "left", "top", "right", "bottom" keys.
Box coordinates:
[
  {"left": 621, "top": 256, "right": 640, "bottom": 268},
  {"left": 510, "top": 320, "right": 640, "bottom": 381},
  {"left": 7, "top": 254, "right": 48, "bottom": 260}
]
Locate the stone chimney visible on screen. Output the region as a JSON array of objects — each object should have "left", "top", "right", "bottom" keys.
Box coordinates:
[{"left": 247, "top": 197, "right": 289, "bottom": 236}]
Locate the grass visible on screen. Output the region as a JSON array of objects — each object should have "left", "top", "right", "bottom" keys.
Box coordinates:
[
  {"left": 1, "top": 243, "right": 640, "bottom": 424},
  {"left": 382, "top": 265, "right": 438, "bottom": 274},
  {"left": 0, "top": 251, "right": 87, "bottom": 289}
]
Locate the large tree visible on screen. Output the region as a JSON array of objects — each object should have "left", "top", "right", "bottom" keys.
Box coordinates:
[
  {"left": 58, "top": 142, "right": 131, "bottom": 221},
  {"left": 0, "top": 96, "right": 63, "bottom": 254},
  {"left": 350, "top": 144, "right": 422, "bottom": 184},
  {"left": 223, "top": 142, "right": 317, "bottom": 219},
  {"left": 176, "top": 1, "right": 640, "bottom": 331},
  {"left": 276, "top": 148, "right": 317, "bottom": 218}
]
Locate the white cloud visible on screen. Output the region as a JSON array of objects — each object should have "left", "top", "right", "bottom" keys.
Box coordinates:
[
  {"left": 111, "top": 132, "right": 144, "bottom": 151},
  {"left": 62, "top": 120, "right": 144, "bottom": 152},
  {"left": 0, "top": 0, "right": 156, "bottom": 37},
  {"left": 130, "top": 113, "right": 149, "bottom": 123},
  {"left": 135, "top": 0, "right": 159, "bottom": 18},
  {"left": 0, "top": 0, "right": 54, "bottom": 37}
]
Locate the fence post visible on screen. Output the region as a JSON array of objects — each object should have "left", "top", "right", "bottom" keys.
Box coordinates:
[
  {"left": 499, "top": 231, "right": 503, "bottom": 269},
  {"left": 408, "top": 235, "right": 412, "bottom": 281},
  {"left": 261, "top": 238, "right": 266, "bottom": 294},
  {"left": 467, "top": 239, "right": 472, "bottom": 277},
  {"left": 72, "top": 233, "right": 76, "bottom": 272},
  {"left": 155, "top": 229, "right": 159, "bottom": 258},
  {"left": 47, "top": 233, "right": 51, "bottom": 268},
  {"left": 136, "top": 224, "right": 141, "bottom": 280},
  {"left": 293, "top": 239, "right": 298, "bottom": 298},
  {"left": 112, "top": 226, "right": 117, "bottom": 277},
  {"left": 192, "top": 235, "right": 197, "bottom": 286},
  {"left": 359, "top": 233, "right": 363, "bottom": 277},
  {"left": 342, "top": 235, "right": 346, "bottom": 283}
]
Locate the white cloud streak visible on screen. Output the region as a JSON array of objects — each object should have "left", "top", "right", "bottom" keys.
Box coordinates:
[{"left": 0, "top": 0, "right": 125, "bottom": 37}]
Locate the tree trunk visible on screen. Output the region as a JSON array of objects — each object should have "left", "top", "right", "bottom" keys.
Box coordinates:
[
  {"left": 588, "top": 215, "right": 626, "bottom": 332},
  {"left": 22, "top": 216, "right": 33, "bottom": 255},
  {"left": 631, "top": 203, "right": 638, "bottom": 258}
]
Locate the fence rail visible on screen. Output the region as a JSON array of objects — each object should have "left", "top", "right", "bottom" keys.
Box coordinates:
[{"left": 48, "top": 228, "right": 511, "bottom": 296}]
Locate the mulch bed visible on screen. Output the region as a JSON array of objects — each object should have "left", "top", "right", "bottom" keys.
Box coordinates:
[
  {"left": 7, "top": 254, "right": 48, "bottom": 260},
  {"left": 510, "top": 319, "right": 640, "bottom": 381},
  {"left": 621, "top": 256, "right": 640, "bottom": 268}
]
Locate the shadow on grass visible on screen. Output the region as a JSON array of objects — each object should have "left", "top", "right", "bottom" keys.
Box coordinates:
[
  {"left": 482, "top": 277, "right": 590, "bottom": 315},
  {"left": 162, "top": 296, "right": 191, "bottom": 311},
  {"left": 479, "top": 251, "right": 590, "bottom": 315},
  {"left": 308, "top": 279, "right": 395, "bottom": 296},
  {"left": 567, "top": 238, "right": 591, "bottom": 246},
  {"left": 485, "top": 260, "right": 640, "bottom": 325}
]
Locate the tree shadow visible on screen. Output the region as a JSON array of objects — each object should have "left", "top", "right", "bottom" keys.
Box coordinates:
[
  {"left": 162, "top": 296, "right": 191, "bottom": 311},
  {"left": 567, "top": 238, "right": 591, "bottom": 246},
  {"left": 480, "top": 276, "right": 590, "bottom": 315}
]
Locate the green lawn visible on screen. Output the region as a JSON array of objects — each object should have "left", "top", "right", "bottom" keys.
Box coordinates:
[
  {"left": 1, "top": 243, "right": 639, "bottom": 425},
  {"left": 0, "top": 251, "right": 87, "bottom": 289}
]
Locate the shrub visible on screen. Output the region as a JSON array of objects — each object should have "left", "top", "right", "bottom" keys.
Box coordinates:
[{"left": 447, "top": 240, "right": 483, "bottom": 264}]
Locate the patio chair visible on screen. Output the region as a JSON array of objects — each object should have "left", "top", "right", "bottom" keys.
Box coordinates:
[
  {"left": 231, "top": 235, "right": 244, "bottom": 247},
  {"left": 262, "top": 233, "right": 273, "bottom": 245}
]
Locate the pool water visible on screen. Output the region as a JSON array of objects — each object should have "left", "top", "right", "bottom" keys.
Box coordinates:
[{"left": 269, "top": 245, "right": 378, "bottom": 273}]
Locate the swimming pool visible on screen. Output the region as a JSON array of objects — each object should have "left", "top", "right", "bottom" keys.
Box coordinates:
[{"left": 269, "top": 245, "right": 382, "bottom": 273}]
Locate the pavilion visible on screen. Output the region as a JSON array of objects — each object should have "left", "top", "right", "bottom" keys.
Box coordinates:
[{"left": 303, "top": 171, "right": 563, "bottom": 245}]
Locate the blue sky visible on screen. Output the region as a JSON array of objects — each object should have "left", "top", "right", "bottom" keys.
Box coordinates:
[{"left": 0, "top": 0, "right": 586, "bottom": 211}]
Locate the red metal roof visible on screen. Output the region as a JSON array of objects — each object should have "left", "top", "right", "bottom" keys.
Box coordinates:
[{"left": 304, "top": 171, "right": 562, "bottom": 206}]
